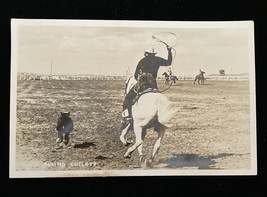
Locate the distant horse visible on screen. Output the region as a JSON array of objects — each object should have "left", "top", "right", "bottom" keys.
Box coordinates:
[
  {"left": 120, "top": 76, "right": 176, "bottom": 167},
  {"left": 172, "top": 76, "right": 178, "bottom": 83},
  {"left": 194, "top": 73, "right": 206, "bottom": 85},
  {"left": 162, "top": 72, "right": 178, "bottom": 86}
]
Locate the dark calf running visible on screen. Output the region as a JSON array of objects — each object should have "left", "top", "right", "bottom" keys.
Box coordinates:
[{"left": 56, "top": 112, "right": 73, "bottom": 146}]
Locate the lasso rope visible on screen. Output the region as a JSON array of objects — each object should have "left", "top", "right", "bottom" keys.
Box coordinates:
[
  {"left": 158, "top": 80, "right": 173, "bottom": 93},
  {"left": 152, "top": 32, "right": 178, "bottom": 47},
  {"left": 152, "top": 32, "right": 178, "bottom": 93}
]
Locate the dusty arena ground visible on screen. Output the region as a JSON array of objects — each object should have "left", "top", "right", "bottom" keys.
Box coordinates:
[{"left": 14, "top": 79, "right": 251, "bottom": 172}]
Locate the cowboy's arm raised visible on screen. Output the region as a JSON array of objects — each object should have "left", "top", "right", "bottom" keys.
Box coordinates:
[{"left": 157, "top": 46, "right": 172, "bottom": 66}]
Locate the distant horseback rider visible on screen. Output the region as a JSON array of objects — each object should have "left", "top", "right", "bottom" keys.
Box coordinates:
[
  {"left": 120, "top": 45, "right": 173, "bottom": 130},
  {"left": 168, "top": 67, "right": 172, "bottom": 80},
  {"left": 199, "top": 69, "right": 205, "bottom": 78}
]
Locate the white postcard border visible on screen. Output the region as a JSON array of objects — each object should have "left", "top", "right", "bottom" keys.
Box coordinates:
[{"left": 10, "top": 19, "right": 257, "bottom": 178}]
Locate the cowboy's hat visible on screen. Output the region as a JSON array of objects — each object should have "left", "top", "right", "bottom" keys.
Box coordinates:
[{"left": 144, "top": 47, "right": 157, "bottom": 56}]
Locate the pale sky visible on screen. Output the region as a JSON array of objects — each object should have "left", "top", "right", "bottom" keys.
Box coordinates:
[{"left": 17, "top": 24, "right": 251, "bottom": 76}]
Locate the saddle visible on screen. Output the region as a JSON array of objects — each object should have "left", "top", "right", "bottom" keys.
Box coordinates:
[{"left": 131, "top": 87, "right": 159, "bottom": 105}]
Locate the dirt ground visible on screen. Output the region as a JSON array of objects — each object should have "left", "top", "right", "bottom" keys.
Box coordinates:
[{"left": 14, "top": 79, "right": 251, "bottom": 172}]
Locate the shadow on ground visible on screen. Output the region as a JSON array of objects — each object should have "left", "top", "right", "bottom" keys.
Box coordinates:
[
  {"left": 73, "top": 142, "right": 96, "bottom": 149},
  {"left": 157, "top": 153, "right": 234, "bottom": 169}
]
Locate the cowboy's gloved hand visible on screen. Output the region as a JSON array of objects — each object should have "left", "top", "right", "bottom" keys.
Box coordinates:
[{"left": 166, "top": 45, "right": 172, "bottom": 50}]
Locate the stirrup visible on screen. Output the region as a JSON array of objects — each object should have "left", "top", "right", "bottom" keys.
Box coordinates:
[
  {"left": 120, "top": 117, "right": 132, "bottom": 131},
  {"left": 124, "top": 116, "right": 132, "bottom": 121}
]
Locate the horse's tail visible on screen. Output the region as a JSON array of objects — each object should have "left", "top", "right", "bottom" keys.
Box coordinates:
[{"left": 156, "top": 95, "right": 176, "bottom": 128}]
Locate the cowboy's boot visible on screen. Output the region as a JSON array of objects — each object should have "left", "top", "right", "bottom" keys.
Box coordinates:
[{"left": 120, "top": 109, "right": 132, "bottom": 131}]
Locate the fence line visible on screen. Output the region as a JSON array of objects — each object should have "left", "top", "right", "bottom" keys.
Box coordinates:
[{"left": 17, "top": 72, "right": 249, "bottom": 81}]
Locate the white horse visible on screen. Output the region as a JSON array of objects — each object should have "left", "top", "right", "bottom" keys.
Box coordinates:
[{"left": 120, "top": 76, "right": 176, "bottom": 167}]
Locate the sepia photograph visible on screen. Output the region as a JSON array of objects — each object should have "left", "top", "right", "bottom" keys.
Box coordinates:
[{"left": 10, "top": 19, "right": 256, "bottom": 177}]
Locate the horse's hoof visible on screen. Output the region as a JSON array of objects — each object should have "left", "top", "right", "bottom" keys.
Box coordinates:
[
  {"left": 124, "top": 154, "right": 131, "bottom": 159},
  {"left": 143, "top": 158, "right": 153, "bottom": 168},
  {"left": 125, "top": 142, "right": 131, "bottom": 147},
  {"left": 141, "top": 162, "right": 147, "bottom": 169},
  {"left": 147, "top": 161, "right": 153, "bottom": 168},
  {"left": 139, "top": 155, "right": 146, "bottom": 163},
  {"left": 140, "top": 158, "right": 152, "bottom": 169},
  {"left": 125, "top": 138, "right": 133, "bottom": 145}
]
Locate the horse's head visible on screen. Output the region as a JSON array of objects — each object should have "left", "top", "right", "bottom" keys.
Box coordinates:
[{"left": 162, "top": 72, "right": 168, "bottom": 76}]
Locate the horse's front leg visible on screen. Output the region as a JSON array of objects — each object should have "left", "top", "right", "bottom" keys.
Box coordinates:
[
  {"left": 120, "top": 124, "right": 131, "bottom": 145},
  {"left": 124, "top": 125, "right": 143, "bottom": 158}
]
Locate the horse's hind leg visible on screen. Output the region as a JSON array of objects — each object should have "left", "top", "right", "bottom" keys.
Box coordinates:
[
  {"left": 146, "top": 124, "right": 166, "bottom": 167},
  {"left": 152, "top": 124, "right": 166, "bottom": 161},
  {"left": 124, "top": 125, "right": 143, "bottom": 158},
  {"left": 137, "top": 128, "right": 147, "bottom": 162}
]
